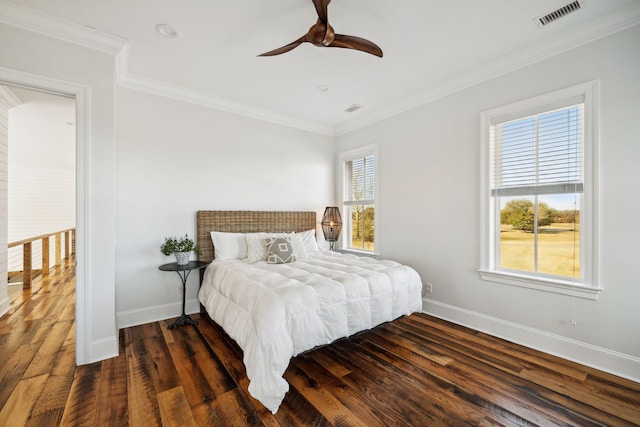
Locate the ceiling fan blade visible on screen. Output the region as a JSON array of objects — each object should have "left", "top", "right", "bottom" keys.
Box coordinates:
[
  {"left": 312, "top": 0, "right": 329, "bottom": 23},
  {"left": 258, "top": 37, "right": 306, "bottom": 56},
  {"left": 329, "top": 34, "right": 383, "bottom": 57}
]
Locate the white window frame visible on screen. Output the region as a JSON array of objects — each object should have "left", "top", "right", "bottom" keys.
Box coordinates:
[
  {"left": 338, "top": 144, "right": 379, "bottom": 254},
  {"left": 480, "top": 81, "right": 601, "bottom": 300}
]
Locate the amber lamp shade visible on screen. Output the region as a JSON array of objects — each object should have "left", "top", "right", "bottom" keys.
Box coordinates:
[{"left": 321, "top": 207, "right": 342, "bottom": 251}]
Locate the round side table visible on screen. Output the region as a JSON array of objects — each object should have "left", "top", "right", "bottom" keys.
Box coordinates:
[{"left": 159, "top": 260, "right": 209, "bottom": 329}]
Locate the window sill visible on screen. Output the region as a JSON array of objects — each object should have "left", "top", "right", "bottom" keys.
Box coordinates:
[
  {"left": 479, "top": 270, "right": 602, "bottom": 300},
  {"left": 336, "top": 248, "right": 380, "bottom": 259}
]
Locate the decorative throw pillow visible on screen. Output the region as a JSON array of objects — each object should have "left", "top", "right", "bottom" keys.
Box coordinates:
[
  {"left": 265, "top": 237, "right": 296, "bottom": 264},
  {"left": 246, "top": 233, "right": 270, "bottom": 263}
]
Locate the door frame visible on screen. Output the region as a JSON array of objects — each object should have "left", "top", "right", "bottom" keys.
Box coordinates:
[{"left": 0, "top": 66, "right": 89, "bottom": 364}]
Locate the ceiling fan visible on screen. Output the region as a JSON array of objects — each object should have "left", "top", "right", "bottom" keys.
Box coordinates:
[{"left": 258, "top": 0, "right": 383, "bottom": 58}]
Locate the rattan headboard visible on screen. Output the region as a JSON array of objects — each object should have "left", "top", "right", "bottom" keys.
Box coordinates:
[{"left": 196, "top": 210, "right": 317, "bottom": 263}]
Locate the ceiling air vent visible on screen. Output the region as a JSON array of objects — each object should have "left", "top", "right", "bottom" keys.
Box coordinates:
[
  {"left": 345, "top": 104, "right": 362, "bottom": 113},
  {"left": 537, "top": 0, "right": 583, "bottom": 27}
]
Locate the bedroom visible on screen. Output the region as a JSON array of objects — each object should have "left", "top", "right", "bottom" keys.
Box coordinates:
[{"left": 0, "top": 0, "right": 639, "bottom": 424}]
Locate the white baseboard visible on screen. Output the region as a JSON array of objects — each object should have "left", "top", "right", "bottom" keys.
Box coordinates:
[
  {"left": 89, "top": 336, "right": 119, "bottom": 363},
  {"left": 0, "top": 295, "right": 9, "bottom": 317},
  {"left": 422, "top": 298, "right": 640, "bottom": 383},
  {"left": 116, "top": 298, "right": 201, "bottom": 329}
]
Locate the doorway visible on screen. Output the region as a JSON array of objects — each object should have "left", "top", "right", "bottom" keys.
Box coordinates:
[
  {"left": 3, "top": 86, "right": 76, "bottom": 299},
  {"left": 0, "top": 72, "right": 88, "bottom": 364}
]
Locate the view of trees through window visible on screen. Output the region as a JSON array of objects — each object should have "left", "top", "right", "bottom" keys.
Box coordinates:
[
  {"left": 499, "top": 195, "right": 580, "bottom": 278},
  {"left": 349, "top": 205, "right": 374, "bottom": 250}
]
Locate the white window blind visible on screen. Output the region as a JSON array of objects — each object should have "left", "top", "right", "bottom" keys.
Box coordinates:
[
  {"left": 491, "top": 103, "right": 584, "bottom": 197},
  {"left": 343, "top": 154, "right": 375, "bottom": 205}
]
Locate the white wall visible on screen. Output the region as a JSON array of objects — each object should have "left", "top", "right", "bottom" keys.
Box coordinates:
[
  {"left": 0, "top": 23, "right": 118, "bottom": 363},
  {"left": 8, "top": 91, "right": 75, "bottom": 271},
  {"left": 337, "top": 25, "right": 640, "bottom": 381},
  {"left": 115, "top": 88, "right": 336, "bottom": 327}
]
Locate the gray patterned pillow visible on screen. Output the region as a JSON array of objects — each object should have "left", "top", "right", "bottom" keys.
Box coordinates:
[{"left": 265, "top": 237, "right": 296, "bottom": 264}]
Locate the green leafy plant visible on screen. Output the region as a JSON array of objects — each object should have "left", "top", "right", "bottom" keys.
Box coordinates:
[{"left": 160, "top": 234, "right": 201, "bottom": 256}]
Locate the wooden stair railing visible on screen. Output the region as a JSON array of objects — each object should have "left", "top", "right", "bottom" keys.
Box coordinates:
[{"left": 8, "top": 228, "right": 75, "bottom": 289}]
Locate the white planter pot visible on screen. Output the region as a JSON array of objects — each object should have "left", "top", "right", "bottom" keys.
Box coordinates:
[{"left": 174, "top": 251, "right": 190, "bottom": 265}]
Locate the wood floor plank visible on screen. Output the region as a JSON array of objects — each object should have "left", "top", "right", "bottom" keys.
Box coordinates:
[
  {"left": 362, "top": 326, "right": 558, "bottom": 425},
  {"left": 23, "top": 319, "right": 73, "bottom": 378},
  {"left": 319, "top": 341, "right": 450, "bottom": 426},
  {"left": 373, "top": 320, "right": 616, "bottom": 426},
  {"left": 289, "top": 352, "right": 396, "bottom": 426},
  {"left": 285, "top": 360, "right": 368, "bottom": 427},
  {"left": 59, "top": 363, "right": 101, "bottom": 426},
  {"left": 209, "top": 388, "right": 266, "bottom": 427},
  {"left": 94, "top": 350, "right": 129, "bottom": 426},
  {"left": 24, "top": 407, "right": 64, "bottom": 427},
  {"left": 157, "top": 386, "right": 197, "bottom": 427},
  {"left": 171, "top": 322, "right": 236, "bottom": 396},
  {"left": 30, "top": 340, "right": 76, "bottom": 418},
  {"left": 125, "top": 327, "right": 163, "bottom": 427},
  {"left": 0, "top": 341, "right": 41, "bottom": 410},
  {"left": 405, "top": 314, "right": 591, "bottom": 381},
  {"left": 0, "top": 374, "right": 49, "bottom": 426}
]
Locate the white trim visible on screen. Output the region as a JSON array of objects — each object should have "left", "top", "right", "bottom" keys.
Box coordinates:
[
  {"left": 338, "top": 144, "right": 379, "bottom": 254},
  {"left": 479, "top": 270, "right": 601, "bottom": 300},
  {"left": 0, "top": 1, "right": 127, "bottom": 54},
  {"left": 116, "top": 69, "right": 335, "bottom": 137},
  {"left": 335, "top": 4, "right": 640, "bottom": 136},
  {"left": 479, "top": 81, "right": 600, "bottom": 297},
  {"left": 116, "top": 298, "right": 200, "bottom": 329},
  {"left": 423, "top": 299, "right": 640, "bottom": 383},
  {"left": 0, "top": 296, "right": 8, "bottom": 317},
  {"left": 0, "top": 85, "right": 22, "bottom": 108},
  {"left": 0, "top": 65, "right": 94, "bottom": 365},
  {"left": 89, "top": 336, "right": 118, "bottom": 362}
]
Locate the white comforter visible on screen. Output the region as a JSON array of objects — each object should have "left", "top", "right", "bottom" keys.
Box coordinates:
[{"left": 198, "top": 250, "right": 423, "bottom": 413}]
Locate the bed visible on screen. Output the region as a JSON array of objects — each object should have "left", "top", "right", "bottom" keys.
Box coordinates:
[{"left": 196, "top": 210, "right": 423, "bottom": 413}]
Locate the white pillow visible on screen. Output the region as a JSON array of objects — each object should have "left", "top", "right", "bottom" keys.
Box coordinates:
[
  {"left": 210, "top": 231, "right": 247, "bottom": 260},
  {"left": 298, "top": 229, "right": 319, "bottom": 253},
  {"left": 291, "top": 233, "right": 307, "bottom": 260}
]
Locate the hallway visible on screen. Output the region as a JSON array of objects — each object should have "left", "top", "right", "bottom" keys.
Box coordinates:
[{"left": 0, "top": 256, "right": 76, "bottom": 425}]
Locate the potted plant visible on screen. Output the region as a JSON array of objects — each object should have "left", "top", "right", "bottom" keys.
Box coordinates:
[{"left": 161, "top": 234, "right": 201, "bottom": 265}]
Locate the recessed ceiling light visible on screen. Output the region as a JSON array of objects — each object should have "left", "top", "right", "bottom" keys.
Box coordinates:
[
  {"left": 155, "top": 23, "right": 178, "bottom": 38},
  {"left": 345, "top": 104, "right": 362, "bottom": 113},
  {"left": 316, "top": 84, "right": 329, "bottom": 92}
]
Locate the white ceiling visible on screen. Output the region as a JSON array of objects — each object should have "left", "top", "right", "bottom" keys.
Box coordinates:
[{"left": 5, "top": 0, "right": 640, "bottom": 135}]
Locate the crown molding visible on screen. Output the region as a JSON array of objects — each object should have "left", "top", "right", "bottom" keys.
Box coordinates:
[
  {"left": 115, "top": 47, "right": 335, "bottom": 136},
  {"left": 0, "top": 84, "right": 21, "bottom": 108},
  {"left": 2, "top": 0, "right": 638, "bottom": 138},
  {"left": 336, "top": 3, "right": 640, "bottom": 136},
  {"left": 0, "top": 1, "right": 335, "bottom": 136},
  {"left": 0, "top": 1, "right": 127, "bottom": 54}
]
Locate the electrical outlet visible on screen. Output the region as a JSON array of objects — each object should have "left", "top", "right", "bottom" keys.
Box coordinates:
[
  {"left": 570, "top": 320, "right": 577, "bottom": 326},
  {"left": 425, "top": 282, "right": 433, "bottom": 294}
]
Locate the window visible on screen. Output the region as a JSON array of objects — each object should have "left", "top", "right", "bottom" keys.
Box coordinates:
[
  {"left": 480, "top": 82, "right": 600, "bottom": 299},
  {"left": 340, "top": 145, "right": 378, "bottom": 253}
]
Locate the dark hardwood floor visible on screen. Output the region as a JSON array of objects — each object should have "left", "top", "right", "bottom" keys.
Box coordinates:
[{"left": 1, "top": 258, "right": 639, "bottom": 426}]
